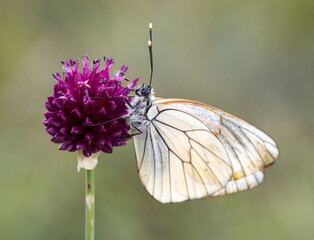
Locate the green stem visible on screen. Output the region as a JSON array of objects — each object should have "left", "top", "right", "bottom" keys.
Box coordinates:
[{"left": 85, "top": 169, "right": 95, "bottom": 240}]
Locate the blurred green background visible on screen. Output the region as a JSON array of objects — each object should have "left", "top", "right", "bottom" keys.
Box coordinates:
[{"left": 1, "top": 0, "right": 313, "bottom": 239}]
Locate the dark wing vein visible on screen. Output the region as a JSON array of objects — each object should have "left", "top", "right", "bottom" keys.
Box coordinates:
[
  {"left": 237, "top": 125, "right": 267, "bottom": 168},
  {"left": 182, "top": 162, "right": 191, "bottom": 200},
  {"left": 151, "top": 122, "right": 189, "bottom": 202},
  {"left": 168, "top": 146, "right": 172, "bottom": 203},
  {"left": 190, "top": 141, "right": 225, "bottom": 188},
  {"left": 152, "top": 126, "right": 164, "bottom": 198},
  {"left": 149, "top": 127, "right": 156, "bottom": 196},
  {"left": 153, "top": 109, "right": 215, "bottom": 132},
  {"left": 239, "top": 126, "right": 277, "bottom": 160},
  {"left": 221, "top": 118, "right": 262, "bottom": 171},
  {"left": 217, "top": 135, "right": 250, "bottom": 190},
  {"left": 138, "top": 130, "right": 148, "bottom": 170},
  {"left": 240, "top": 126, "right": 277, "bottom": 147},
  {"left": 186, "top": 140, "right": 209, "bottom": 194}
]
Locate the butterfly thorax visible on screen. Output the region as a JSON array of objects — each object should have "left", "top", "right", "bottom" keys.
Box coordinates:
[{"left": 127, "top": 85, "right": 155, "bottom": 131}]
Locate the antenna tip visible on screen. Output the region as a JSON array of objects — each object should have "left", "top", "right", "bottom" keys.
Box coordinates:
[
  {"left": 148, "top": 40, "right": 152, "bottom": 47},
  {"left": 149, "top": 23, "right": 153, "bottom": 30}
]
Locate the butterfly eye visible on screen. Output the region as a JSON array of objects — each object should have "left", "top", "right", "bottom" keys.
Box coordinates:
[
  {"left": 135, "top": 86, "right": 151, "bottom": 97},
  {"left": 141, "top": 87, "right": 151, "bottom": 96}
]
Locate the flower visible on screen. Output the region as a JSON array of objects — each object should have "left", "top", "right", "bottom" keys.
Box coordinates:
[{"left": 43, "top": 56, "right": 138, "bottom": 170}]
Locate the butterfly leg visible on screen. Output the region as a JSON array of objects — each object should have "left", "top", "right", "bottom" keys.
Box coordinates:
[
  {"left": 96, "top": 96, "right": 134, "bottom": 108},
  {"left": 83, "top": 115, "right": 128, "bottom": 126},
  {"left": 122, "top": 123, "right": 143, "bottom": 140},
  {"left": 117, "top": 84, "right": 136, "bottom": 92}
]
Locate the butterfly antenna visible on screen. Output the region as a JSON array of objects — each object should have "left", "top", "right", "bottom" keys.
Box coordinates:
[{"left": 148, "top": 23, "right": 153, "bottom": 87}]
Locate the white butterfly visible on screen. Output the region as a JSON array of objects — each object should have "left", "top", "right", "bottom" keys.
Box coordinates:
[
  {"left": 126, "top": 24, "right": 278, "bottom": 203},
  {"left": 127, "top": 86, "right": 278, "bottom": 203}
]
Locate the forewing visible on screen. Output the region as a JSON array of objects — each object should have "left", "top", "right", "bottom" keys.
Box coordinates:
[{"left": 154, "top": 98, "right": 279, "bottom": 197}]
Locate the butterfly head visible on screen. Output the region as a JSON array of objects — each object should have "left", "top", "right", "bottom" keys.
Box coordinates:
[{"left": 135, "top": 84, "right": 152, "bottom": 97}]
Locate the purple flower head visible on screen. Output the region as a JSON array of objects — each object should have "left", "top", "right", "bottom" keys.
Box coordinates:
[{"left": 43, "top": 56, "right": 138, "bottom": 159}]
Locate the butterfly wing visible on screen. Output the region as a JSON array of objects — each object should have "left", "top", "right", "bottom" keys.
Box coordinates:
[{"left": 132, "top": 98, "right": 278, "bottom": 203}]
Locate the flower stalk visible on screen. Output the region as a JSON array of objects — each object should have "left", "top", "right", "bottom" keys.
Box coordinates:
[{"left": 85, "top": 169, "right": 95, "bottom": 240}]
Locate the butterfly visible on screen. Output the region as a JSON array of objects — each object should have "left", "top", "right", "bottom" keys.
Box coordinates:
[{"left": 124, "top": 23, "right": 277, "bottom": 203}]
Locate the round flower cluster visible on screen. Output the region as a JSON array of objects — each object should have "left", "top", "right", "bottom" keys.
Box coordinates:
[{"left": 43, "top": 56, "right": 138, "bottom": 158}]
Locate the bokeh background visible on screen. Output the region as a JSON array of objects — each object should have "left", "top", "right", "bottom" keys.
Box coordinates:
[{"left": 1, "top": 0, "right": 313, "bottom": 239}]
